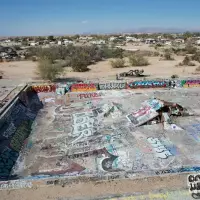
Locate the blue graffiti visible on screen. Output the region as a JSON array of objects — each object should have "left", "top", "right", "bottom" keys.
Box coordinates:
[{"left": 129, "top": 80, "right": 167, "bottom": 88}]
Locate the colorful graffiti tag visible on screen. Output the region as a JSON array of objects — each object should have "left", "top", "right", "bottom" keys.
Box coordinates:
[
  {"left": 71, "top": 83, "right": 97, "bottom": 92},
  {"left": 32, "top": 85, "right": 56, "bottom": 93},
  {"left": 128, "top": 80, "right": 168, "bottom": 89},
  {"left": 126, "top": 106, "right": 158, "bottom": 127},
  {"left": 181, "top": 80, "right": 200, "bottom": 88}
]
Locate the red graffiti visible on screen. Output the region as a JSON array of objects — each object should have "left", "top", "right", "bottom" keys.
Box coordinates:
[
  {"left": 32, "top": 85, "right": 56, "bottom": 93},
  {"left": 71, "top": 83, "right": 97, "bottom": 92}
]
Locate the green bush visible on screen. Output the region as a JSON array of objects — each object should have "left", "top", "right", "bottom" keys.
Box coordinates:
[
  {"left": 163, "top": 52, "right": 174, "bottom": 60},
  {"left": 110, "top": 58, "right": 126, "bottom": 68},
  {"left": 37, "top": 59, "right": 64, "bottom": 81},
  {"left": 70, "top": 52, "right": 90, "bottom": 72},
  {"left": 129, "top": 55, "right": 149, "bottom": 66}
]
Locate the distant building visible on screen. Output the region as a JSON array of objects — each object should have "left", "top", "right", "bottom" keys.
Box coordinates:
[
  {"left": 63, "top": 40, "right": 74, "bottom": 45},
  {"left": 126, "top": 36, "right": 139, "bottom": 42},
  {"left": 145, "top": 38, "right": 156, "bottom": 44},
  {"left": 90, "top": 40, "right": 106, "bottom": 45},
  {"left": 196, "top": 40, "right": 200, "bottom": 45},
  {"left": 58, "top": 41, "right": 62, "bottom": 45},
  {"left": 109, "top": 36, "right": 117, "bottom": 41},
  {"left": 79, "top": 36, "right": 93, "bottom": 41},
  {"left": 174, "top": 39, "right": 184, "bottom": 44},
  {"left": 30, "top": 42, "right": 38, "bottom": 46}
]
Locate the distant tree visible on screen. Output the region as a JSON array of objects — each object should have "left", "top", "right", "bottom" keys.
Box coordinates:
[
  {"left": 48, "top": 35, "right": 54, "bottom": 41},
  {"left": 21, "top": 41, "right": 28, "bottom": 46},
  {"left": 71, "top": 34, "right": 80, "bottom": 40},
  {"left": 183, "top": 32, "right": 193, "bottom": 40}
]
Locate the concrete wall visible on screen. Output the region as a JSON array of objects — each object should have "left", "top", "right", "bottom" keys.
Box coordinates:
[{"left": 0, "top": 87, "right": 43, "bottom": 180}]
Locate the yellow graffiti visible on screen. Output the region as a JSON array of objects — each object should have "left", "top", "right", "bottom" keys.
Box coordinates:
[{"left": 108, "top": 190, "right": 190, "bottom": 200}]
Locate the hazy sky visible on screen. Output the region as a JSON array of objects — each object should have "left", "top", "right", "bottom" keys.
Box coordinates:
[{"left": 1, "top": 0, "right": 200, "bottom": 36}]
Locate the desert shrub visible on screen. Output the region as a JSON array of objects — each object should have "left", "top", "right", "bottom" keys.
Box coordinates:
[
  {"left": 182, "top": 56, "right": 190, "bottom": 65},
  {"left": 32, "top": 56, "right": 37, "bottom": 62},
  {"left": 171, "top": 74, "right": 179, "bottom": 79},
  {"left": 179, "top": 56, "right": 196, "bottom": 66},
  {"left": 163, "top": 51, "right": 174, "bottom": 60},
  {"left": 191, "top": 51, "right": 200, "bottom": 63},
  {"left": 195, "top": 66, "right": 200, "bottom": 71},
  {"left": 37, "top": 58, "right": 64, "bottom": 81},
  {"left": 110, "top": 58, "right": 126, "bottom": 68},
  {"left": 185, "top": 44, "right": 197, "bottom": 54},
  {"left": 129, "top": 55, "right": 149, "bottom": 66},
  {"left": 28, "top": 45, "right": 126, "bottom": 72},
  {"left": 70, "top": 52, "right": 91, "bottom": 72}
]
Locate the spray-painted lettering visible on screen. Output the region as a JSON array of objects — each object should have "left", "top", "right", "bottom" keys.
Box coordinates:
[
  {"left": 71, "top": 83, "right": 97, "bottom": 92},
  {"left": 99, "top": 82, "right": 126, "bottom": 90},
  {"left": 32, "top": 85, "right": 56, "bottom": 93},
  {"left": 128, "top": 80, "right": 167, "bottom": 89},
  {"left": 147, "top": 137, "right": 172, "bottom": 159}
]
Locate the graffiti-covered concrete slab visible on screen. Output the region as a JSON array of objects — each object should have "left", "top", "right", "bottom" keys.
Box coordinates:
[{"left": 6, "top": 88, "right": 200, "bottom": 181}]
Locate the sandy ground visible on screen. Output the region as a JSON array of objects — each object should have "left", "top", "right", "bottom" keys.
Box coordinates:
[
  {"left": 0, "top": 54, "right": 199, "bottom": 83},
  {"left": 0, "top": 61, "right": 38, "bottom": 82},
  {"left": 0, "top": 173, "right": 191, "bottom": 200},
  {"left": 66, "top": 55, "right": 199, "bottom": 81}
]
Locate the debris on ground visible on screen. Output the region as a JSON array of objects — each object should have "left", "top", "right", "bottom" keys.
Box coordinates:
[
  {"left": 127, "top": 98, "right": 192, "bottom": 129},
  {"left": 116, "top": 69, "right": 145, "bottom": 80}
]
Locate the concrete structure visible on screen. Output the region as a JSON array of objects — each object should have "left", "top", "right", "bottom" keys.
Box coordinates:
[{"left": 1, "top": 82, "right": 200, "bottom": 200}]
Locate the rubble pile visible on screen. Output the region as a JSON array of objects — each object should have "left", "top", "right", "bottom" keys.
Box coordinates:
[{"left": 128, "top": 98, "right": 191, "bottom": 130}]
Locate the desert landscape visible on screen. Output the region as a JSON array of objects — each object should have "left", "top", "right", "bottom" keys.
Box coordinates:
[
  {"left": 0, "top": 44, "right": 199, "bottom": 83},
  {"left": 1, "top": 1, "right": 200, "bottom": 199}
]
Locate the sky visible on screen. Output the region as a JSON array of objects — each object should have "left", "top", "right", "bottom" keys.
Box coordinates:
[{"left": 1, "top": 0, "right": 200, "bottom": 36}]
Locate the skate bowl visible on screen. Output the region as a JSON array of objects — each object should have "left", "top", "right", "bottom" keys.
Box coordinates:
[{"left": 0, "top": 81, "right": 200, "bottom": 195}]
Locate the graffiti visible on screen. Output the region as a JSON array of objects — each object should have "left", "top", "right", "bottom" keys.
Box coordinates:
[
  {"left": 70, "top": 112, "right": 100, "bottom": 143},
  {"left": 105, "top": 190, "right": 190, "bottom": 200},
  {"left": 0, "top": 180, "right": 32, "bottom": 190},
  {"left": 128, "top": 80, "right": 167, "bottom": 89},
  {"left": 71, "top": 83, "right": 97, "bottom": 92},
  {"left": 188, "top": 174, "right": 200, "bottom": 199},
  {"left": 56, "top": 87, "right": 65, "bottom": 95},
  {"left": 0, "top": 148, "right": 19, "bottom": 179},
  {"left": 10, "top": 120, "right": 32, "bottom": 152},
  {"left": 1, "top": 122, "right": 16, "bottom": 139},
  {"left": 126, "top": 106, "right": 158, "bottom": 127},
  {"left": 99, "top": 82, "right": 127, "bottom": 90},
  {"left": 32, "top": 85, "right": 56, "bottom": 93},
  {"left": 142, "top": 98, "right": 164, "bottom": 111},
  {"left": 182, "top": 80, "right": 200, "bottom": 88},
  {"left": 147, "top": 137, "right": 172, "bottom": 159},
  {"left": 78, "top": 92, "right": 102, "bottom": 99}
]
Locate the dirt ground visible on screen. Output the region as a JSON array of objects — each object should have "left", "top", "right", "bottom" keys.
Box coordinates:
[
  {"left": 0, "top": 52, "right": 199, "bottom": 83},
  {"left": 0, "top": 173, "right": 191, "bottom": 200}
]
